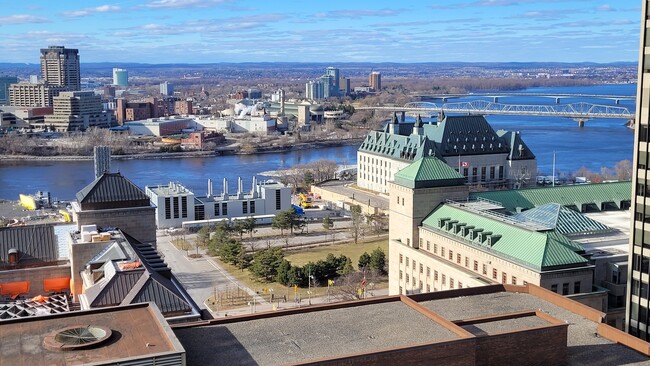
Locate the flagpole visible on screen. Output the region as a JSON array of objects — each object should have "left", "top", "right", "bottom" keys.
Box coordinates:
[{"left": 552, "top": 151, "right": 556, "bottom": 187}]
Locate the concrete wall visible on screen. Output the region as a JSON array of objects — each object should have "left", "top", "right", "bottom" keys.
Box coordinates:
[
  {"left": 357, "top": 151, "right": 410, "bottom": 193},
  {"left": 76, "top": 206, "right": 156, "bottom": 244},
  {"left": 68, "top": 238, "right": 114, "bottom": 299}
]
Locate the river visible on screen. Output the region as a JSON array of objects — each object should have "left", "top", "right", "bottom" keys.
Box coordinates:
[{"left": 0, "top": 84, "right": 636, "bottom": 201}]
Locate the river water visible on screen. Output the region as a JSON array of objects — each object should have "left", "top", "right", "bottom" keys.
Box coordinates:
[{"left": 0, "top": 84, "right": 636, "bottom": 200}]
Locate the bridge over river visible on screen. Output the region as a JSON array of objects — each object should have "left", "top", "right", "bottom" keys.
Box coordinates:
[
  {"left": 412, "top": 92, "right": 636, "bottom": 104},
  {"left": 357, "top": 100, "right": 635, "bottom": 127}
]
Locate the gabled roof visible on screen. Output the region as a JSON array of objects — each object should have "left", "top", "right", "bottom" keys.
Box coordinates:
[
  {"left": 514, "top": 203, "right": 612, "bottom": 236},
  {"left": 421, "top": 204, "right": 588, "bottom": 270},
  {"left": 358, "top": 129, "right": 436, "bottom": 162},
  {"left": 127, "top": 272, "right": 192, "bottom": 315},
  {"left": 87, "top": 268, "right": 145, "bottom": 307},
  {"left": 0, "top": 225, "right": 60, "bottom": 267},
  {"left": 497, "top": 130, "right": 536, "bottom": 160},
  {"left": 394, "top": 157, "right": 465, "bottom": 189},
  {"left": 470, "top": 181, "right": 631, "bottom": 213},
  {"left": 76, "top": 172, "right": 150, "bottom": 210}
]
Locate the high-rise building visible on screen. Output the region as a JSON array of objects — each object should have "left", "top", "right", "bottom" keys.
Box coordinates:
[
  {"left": 0, "top": 76, "right": 18, "bottom": 104},
  {"left": 9, "top": 82, "right": 66, "bottom": 107},
  {"left": 40, "top": 46, "right": 80, "bottom": 91},
  {"left": 160, "top": 81, "right": 174, "bottom": 96},
  {"left": 305, "top": 80, "right": 326, "bottom": 100},
  {"left": 44, "top": 91, "right": 114, "bottom": 131},
  {"left": 627, "top": 1, "right": 650, "bottom": 340},
  {"left": 340, "top": 77, "right": 351, "bottom": 96},
  {"left": 112, "top": 68, "right": 128, "bottom": 86},
  {"left": 369, "top": 71, "right": 381, "bottom": 91},
  {"left": 326, "top": 67, "right": 340, "bottom": 96}
]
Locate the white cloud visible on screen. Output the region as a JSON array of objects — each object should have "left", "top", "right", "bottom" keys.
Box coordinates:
[
  {"left": 0, "top": 14, "right": 48, "bottom": 24},
  {"left": 62, "top": 5, "right": 121, "bottom": 18},
  {"left": 144, "top": 0, "right": 228, "bottom": 9}
]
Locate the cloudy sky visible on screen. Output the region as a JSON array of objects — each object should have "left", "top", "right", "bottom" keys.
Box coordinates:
[{"left": 0, "top": 0, "right": 641, "bottom": 64}]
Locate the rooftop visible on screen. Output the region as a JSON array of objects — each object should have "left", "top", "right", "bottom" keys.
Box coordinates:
[
  {"left": 0, "top": 303, "right": 184, "bottom": 366},
  {"left": 76, "top": 172, "right": 151, "bottom": 210},
  {"left": 394, "top": 156, "right": 466, "bottom": 188}
]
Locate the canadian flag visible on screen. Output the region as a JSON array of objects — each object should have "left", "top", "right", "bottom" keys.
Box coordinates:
[{"left": 461, "top": 162, "right": 469, "bottom": 167}]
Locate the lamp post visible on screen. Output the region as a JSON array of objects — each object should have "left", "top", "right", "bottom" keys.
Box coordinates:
[{"left": 308, "top": 268, "right": 314, "bottom": 305}]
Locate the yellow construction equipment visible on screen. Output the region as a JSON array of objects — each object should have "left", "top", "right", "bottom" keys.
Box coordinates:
[{"left": 298, "top": 193, "right": 312, "bottom": 208}]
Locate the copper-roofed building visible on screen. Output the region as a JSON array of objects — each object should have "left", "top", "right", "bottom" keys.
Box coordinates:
[{"left": 357, "top": 114, "right": 537, "bottom": 193}]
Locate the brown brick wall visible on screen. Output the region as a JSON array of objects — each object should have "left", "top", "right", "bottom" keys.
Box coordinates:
[
  {"left": 77, "top": 207, "right": 156, "bottom": 244},
  {"left": 0, "top": 265, "right": 71, "bottom": 296},
  {"left": 474, "top": 325, "right": 567, "bottom": 366}
]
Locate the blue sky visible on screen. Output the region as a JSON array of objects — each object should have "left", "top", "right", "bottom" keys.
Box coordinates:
[{"left": 0, "top": 0, "right": 641, "bottom": 63}]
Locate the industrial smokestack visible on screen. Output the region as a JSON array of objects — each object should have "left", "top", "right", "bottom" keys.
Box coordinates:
[
  {"left": 207, "top": 178, "right": 212, "bottom": 197},
  {"left": 223, "top": 178, "right": 228, "bottom": 199}
]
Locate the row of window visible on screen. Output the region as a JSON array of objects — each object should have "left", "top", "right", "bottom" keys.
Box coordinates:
[
  {"left": 164, "top": 196, "right": 188, "bottom": 220},
  {"left": 399, "top": 268, "right": 464, "bottom": 293},
  {"left": 550, "top": 282, "right": 581, "bottom": 295}
]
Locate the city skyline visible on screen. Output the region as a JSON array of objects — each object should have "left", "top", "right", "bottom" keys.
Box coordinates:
[{"left": 0, "top": 0, "right": 641, "bottom": 64}]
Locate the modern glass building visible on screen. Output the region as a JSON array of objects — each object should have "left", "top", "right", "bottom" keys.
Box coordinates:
[{"left": 627, "top": 0, "right": 650, "bottom": 340}]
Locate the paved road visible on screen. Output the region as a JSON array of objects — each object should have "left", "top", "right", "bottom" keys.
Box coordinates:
[{"left": 157, "top": 231, "right": 266, "bottom": 312}]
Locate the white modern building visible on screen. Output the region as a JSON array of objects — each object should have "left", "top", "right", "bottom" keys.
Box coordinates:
[
  {"left": 125, "top": 116, "right": 198, "bottom": 136},
  {"left": 145, "top": 177, "right": 292, "bottom": 229},
  {"left": 112, "top": 68, "right": 128, "bottom": 86},
  {"left": 194, "top": 115, "right": 276, "bottom": 135}
]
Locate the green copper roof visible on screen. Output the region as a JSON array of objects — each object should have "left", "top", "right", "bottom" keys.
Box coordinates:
[
  {"left": 394, "top": 157, "right": 465, "bottom": 188},
  {"left": 469, "top": 181, "right": 631, "bottom": 213},
  {"left": 421, "top": 204, "right": 588, "bottom": 270},
  {"left": 513, "top": 203, "right": 612, "bottom": 237}
]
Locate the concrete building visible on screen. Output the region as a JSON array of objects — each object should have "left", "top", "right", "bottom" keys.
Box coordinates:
[
  {"left": 0, "top": 76, "right": 18, "bottom": 104},
  {"left": 340, "top": 77, "right": 351, "bottom": 96},
  {"left": 0, "top": 106, "right": 53, "bottom": 129},
  {"left": 305, "top": 79, "right": 325, "bottom": 100},
  {"left": 628, "top": 0, "right": 650, "bottom": 340},
  {"left": 40, "top": 46, "right": 80, "bottom": 91},
  {"left": 8, "top": 82, "right": 66, "bottom": 107},
  {"left": 112, "top": 68, "right": 128, "bottom": 86},
  {"left": 369, "top": 71, "right": 382, "bottom": 91},
  {"left": 326, "top": 66, "right": 340, "bottom": 96},
  {"left": 44, "top": 91, "right": 114, "bottom": 131},
  {"left": 358, "top": 113, "right": 537, "bottom": 193},
  {"left": 160, "top": 81, "right": 174, "bottom": 96},
  {"left": 145, "top": 177, "right": 291, "bottom": 229},
  {"left": 125, "top": 116, "right": 198, "bottom": 136}
]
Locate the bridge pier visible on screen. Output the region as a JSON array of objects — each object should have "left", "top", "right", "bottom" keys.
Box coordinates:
[
  {"left": 556, "top": 98, "right": 561, "bottom": 104},
  {"left": 575, "top": 118, "right": 587, "bottom": 127},
  {"left": 493, "top": 97, "right": 499, "bottom": 103},
  {"left": 616, "top": 99, "right": 620, "bottom": 105}
]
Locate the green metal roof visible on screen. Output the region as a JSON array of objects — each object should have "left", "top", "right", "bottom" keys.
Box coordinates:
[
  {"left": 513, "top": 203, "right": 612, "bottom": 237},
  {"left": 394, "top": 157, "right": 465, "bottom": 189},
  {"left": 469, "top": 181, "right": 631, "bottom": 213},
  {"left": 497, "top": 130, "right": 536, "bottom": 160},
  {"left": 421, "top": 204, "right": 588, "bottom": 271}
]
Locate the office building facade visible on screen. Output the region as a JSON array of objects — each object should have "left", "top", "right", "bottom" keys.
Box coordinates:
[
  {"left": 0, "top": 76, "right": 18, "bottom": 104},
  {"left": 160, "top": 81, "right": 174, "bottom": 96},
  {"left": 44, "top": 91, "right": 114, "bottom": 131},
  {"left": 627, "top": 0, "right": 650, "bottom": 340},
  {"left": 9, "top": 82, "right": 66, "bottom": 107},
  {"left": 369, "top": 71, "right": 381, "bottom": 91},
  {"left": 40, "top": 46, "right": 80, "bottom": 91}
]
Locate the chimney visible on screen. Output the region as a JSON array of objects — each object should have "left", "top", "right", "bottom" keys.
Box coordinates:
[
  {"left": 223, "top": 178, "right": 229, "bottom": 200},
  {"left": 207, "top": 178, "right": 212, "bottom": 198},
  {"left": 413, "top": 114, "right": 423, "bottom": 135},
  {"left": 237, "top": 177, "right": 243, "bottom": 198},
  {"left": 251, "top": 176, "right": 258, "bottom": 198}
]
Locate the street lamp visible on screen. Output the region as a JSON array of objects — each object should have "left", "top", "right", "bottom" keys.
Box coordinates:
[{"left": 308, "top": 268, "right": 314, "bottom": 305}]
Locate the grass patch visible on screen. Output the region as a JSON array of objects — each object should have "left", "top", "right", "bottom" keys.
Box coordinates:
[{"left": 285, "top": 238, "right": 388, "bottom": 269}]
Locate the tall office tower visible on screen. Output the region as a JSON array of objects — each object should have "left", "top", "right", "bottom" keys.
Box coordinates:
[
  {"left": 112, "top": 68, "right": 128, "bottom": 86},
  {"left": 44, "top": 91, "right": 114, "bottom": 131},
  {"left": 160, "top": 81, "right": 174, "bottom": 96},
  {"left": 627, "top": 1, "right": 650, "bottom": 340},
  {"left": 0, "top": 76, "right": 18, "bottom": 104},
  {"left": 325, "top": 67, "right": 340, "bottom": 96},
  {"left": 340, "top": 77, "right": 351, "bottom": 96},
  {"left": 369, "top": 71, "right": 381, "bottom": 91},
  {"left": 9, "top": 82, "right": 66, "bottom": 107},
  {"left": 40, "top": 46, "right": 80, "bottom": 91}
]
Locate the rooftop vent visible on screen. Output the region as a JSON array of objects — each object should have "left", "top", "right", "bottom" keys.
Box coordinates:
[{"left": 44, "top": 325, "right": 112, "bottom": 351}]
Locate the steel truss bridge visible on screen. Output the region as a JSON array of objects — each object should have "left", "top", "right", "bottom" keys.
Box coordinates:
[
  {"left": 412, "top": 92, "right": 635, "bottom": 103},
  {"left": 357, "top": 101, "right": 635, "bottom": 126}
]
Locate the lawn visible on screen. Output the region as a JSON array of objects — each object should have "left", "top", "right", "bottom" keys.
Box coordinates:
[{"left": 285, "top": 238, "right": 388, "bottom": 269}]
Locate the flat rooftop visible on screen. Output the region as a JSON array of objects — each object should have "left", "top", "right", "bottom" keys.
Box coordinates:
[
  {"left": 0, "top": 303, "right": 184, "bottom": 365},
  {"left": 316, "top": 180, "right": 389, "bottom": 211},
  {"left": 173, "top": 284, "right": 650, "bottom": 365},
  {"left": 175, "top": 300, "right": 458, "bottom": 366}
]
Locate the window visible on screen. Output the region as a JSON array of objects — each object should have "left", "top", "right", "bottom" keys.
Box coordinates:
[
  {"left": 401, "top": 197, "right": 405, "bottom": 206},
  {"left": 472, "top": 167, "right": 477, "bottom": 177},
  {"left": 502, "top": 272, "right": 507, "bottom": 284},
  {"left": 450, "top": 278, "right": 454, "bottom": 289},
  {"left": 406, "top": 274, "right": 410, "bottom": 284},
  {"left": 434, "top": 244, "right": 438, "bottom": 254},
  {"left": 499, "top": 166, "right": 504, "bottom": 180},
  {"left": 481, "top": 167, "right": 486, "bottom": 182},
  {"left": 399, "top": 270, "right": 403, "bottom": 279},
  {"left": 164, "top": 197, "right": 171, "bottom": 219},
  {"left": 419, "top": 263, "right": 423, "bottom": 274},
  {"left": 419, "top": 238, "right": 423, "bottom": 248},
  {"left": 419, "top": 281, "right": 423, "bottom": 291},
  {"left": 412, "top": 260, "right": 416, "bottom": 270},
  {"left": 457, "top": 254, "right": 461, "bottom": 264},
  {"left": 426, "top": 284, "right": 431, "bottom": 292},
  {"left": 427, "top": 241, "right": 431, "bottom": 251},
  {"left": 427, "top": 267, "right": 431, "bottom": 277},
  {"left": 442, "top": 274, "right": 446, "bottom": 285},
  {"left": 474, "top": 260, "right": 478, "bottom": 271},
  {"left": 493, "top": 268, "right": 498, "bottom": 279},
  {"left": 399, "top": 254, "right": 403, "bottom": 264},
  {"left": 562, "top": 283, "right": 569, "bottom": 295},
  {"left": 243, "top": 201, "right": 248, "bottom": 214},
  {"left": 449, "top": 250, "right": 453, "bottom": 260},
  {"left": 194, "top": 204, "right": 205, "bottom": 221},
  {"left": 490, "top": 166, "right": 495, "bottom": 180},
  {"left": 574, "top": 281, "right": 581, "bottom": 294},
  {"left": 512, "top": 276, "right": 517, "bottom": 285},
  {"left": 434, "top": 271, "right": 439, "bottom": 281},
  {"left": 397, "top": 195, "right": 399, "bottom": 204},
  {"left": 412, "top": 277, "right": 416, "bottom": 286},
  {"left": 181, "top": 196, "right": 188, "bottom": 218},
  {"left": 551, "top": 284, "right": 558, "bottom": 293},
  {"left": 275, "top": 190, "right": 281, "bottom": 210},
  {"left": 173, "top": 196, "right": 179, "bottom": 219},
  {"left": 214, "top": 203, "right": 220, "bottom": 216},
  {"left": 523, "top": 281, "right": 528, "bottom": 286},
  {"left": 465, "top": 257, "right": 469, "bottom": 267},
  {"left": 399, "top": 286, "right": 403, "bottom": 295},
  {"left": 441, "top": 247, "right": 445, "bottom": 257},
  {"left": 459, "top": 282, "right": 463, "bottom": 288},
  {"left": 483, "top": 264, "right": 487, "bottom": 275},
  {"left": 250, "top": 201, "right": 255, "bottom": 213},
  {"left": 406, "top": 257, "right": 409, "bottom": 267},
  {"left": 222, "top": 202, "right": 228, "bottom": 215},
  {"left": 407, "top": 238, "right": 410, "bottom": 246}
]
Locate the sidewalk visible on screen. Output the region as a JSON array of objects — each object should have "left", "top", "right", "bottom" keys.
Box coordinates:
[{"left": 210, "top": 287, "right": 390, "bottom": 318}]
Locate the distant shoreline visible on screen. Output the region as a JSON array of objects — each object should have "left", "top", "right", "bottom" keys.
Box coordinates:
[{"left": 0, "top": 138, "right": 364, "bottom": 162}]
